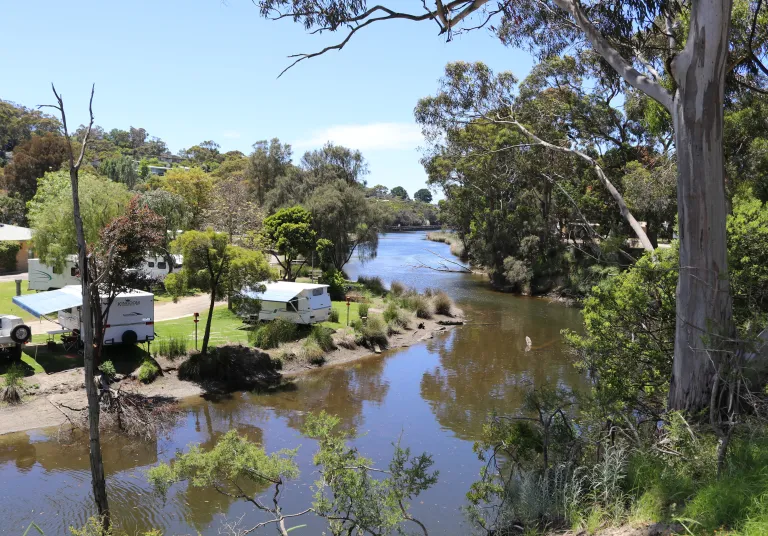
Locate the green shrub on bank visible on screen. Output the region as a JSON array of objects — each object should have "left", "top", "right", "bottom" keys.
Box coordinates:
[
  {"left": 178, "top": 345, "right": 281, "bottom": 389},
  {"left": 383, "top": 303, "right": 410, "bottom": 329},
  {"left": 354, "top": 315, "right": 388, "bottom": 349},
  {"left": 300, "top": 340, "right": 326, "bottom": 366},
  {"left": 98, "top": 360, "right": 117, "bottom": 380},
  {"left": 249, "top": 318, "right": 299, "bottom": 349},
  {"left": 358, "top": 275, "right": 386, "bottom": 295},
  {"left": 309, "top": 325, "right": 336, "bottom": 352},
  {"left": 155, "top": 336, "right": 188, "bottom": 361},
  {"left": 2, "top": 363, "right": 24, "bottom": 405},
  {"left": 328, "top": 309, "right": 340, "bottom": 323},
  {"left": 413, "top": 295, "right": 433, "bottom": 319},
  {"left": 358, "top": 302, "right": 370, "bottom": 319},
  {"left": 138, "top": 359, "right": 160, "bottom": 384},
  {"left": 389, "top": 280, "right": 406, "bottom": 296}
]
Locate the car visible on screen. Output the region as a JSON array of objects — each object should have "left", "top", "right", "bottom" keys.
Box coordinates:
[{"left": 0, "top": 315, "right": 31, "bottom": 361}]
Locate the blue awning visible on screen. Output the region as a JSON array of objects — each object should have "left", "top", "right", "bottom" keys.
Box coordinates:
[{"left": 12, "top": 287, "right": 83, "bottom": 318}]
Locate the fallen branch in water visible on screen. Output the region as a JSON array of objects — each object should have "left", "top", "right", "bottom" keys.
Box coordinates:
[{"left": 409, "top": 249, "right": 472, "bottom": 273}]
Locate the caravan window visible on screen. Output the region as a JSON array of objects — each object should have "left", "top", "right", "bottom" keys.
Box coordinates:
[
  {"left": 70, "top": 267, "right": 77, "bottom": 277},
  {"left": 147, "top": 262, "right": 155, "bottom": 268},
  {"left": 312, "top": 288, "right": 324, "bottom": 296},
  {"left": 157, "top": 261, "right": 167, "bottom": 270},
  {"left": 286, "top": 298, "right": 299, "bottom": 311}
]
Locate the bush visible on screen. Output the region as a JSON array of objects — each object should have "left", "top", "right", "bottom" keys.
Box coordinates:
[
  {"left": 358, "top": 275, "right": 386, "bottom": 295},
  {"left": 432, "top": 290, "right": 453, "bottom": 316},
  {"left": 249, "top": 318, "right": 299, "bottom": 349},
  {"left": 358, "top": 302, "right": 370, "bottom": 319},
  {"left": 354, "top": 315, "right": 389, "bottom": 349},
  {"left": 389, "top": 280, "right": 406, "bottom": 296},
  {"left": 336, "top": 329, "right": 357, "bottom": 349},
  {"left": 300, "top": 340, "right": 326, "bottom": 366},
  {"left": 98, "top": 360, "right": 117, "bottom": 380},
  {"left": 328, "top": 308, "right": 340, "bottom": 323},
  {"left": 503, "top": 257, "right": 533, "bottom": 294},
  {"left": 2, "top": 363, "right": 24, "bottom": 404},
  {"left": 413, "top": 295, "right": 433, "bottom": 319},
  {"left": 138, "top": 359, "right": 160, "bottom": 384},
  {"left": 178, "top": 345, "right": 281, "bottom": 390},
  {"left": 383, "top": 302, "right": 410, "bottom": 329},
  {"left": 320, "top": 269, "right": 346, "bottom": 301},
  {"left": 155, "top": 336, "right": 188, "bottom": 361},
  {"left": 0, "top": 241, "right": 21, "bottom": 272},
  {"left": 309, "top": 325, "right": 336, "bottom": 352}
]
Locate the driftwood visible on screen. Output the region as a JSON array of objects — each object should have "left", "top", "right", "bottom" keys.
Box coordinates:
[
  {"left": 437, "top": 320, "right": 465, "bottom": 326},
  {"left": 410, "top": 249, "right": 472, "bottom": 273}
]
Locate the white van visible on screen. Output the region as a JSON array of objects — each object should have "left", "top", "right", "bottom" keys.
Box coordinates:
[
  {"left": 245, "top": 282, "right": 331, "bottom": 324},
  {"left": 28, "top": 255, "right": 182, "bottom": 291}
]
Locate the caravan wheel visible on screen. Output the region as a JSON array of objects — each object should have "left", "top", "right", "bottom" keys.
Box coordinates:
[{"left": 122, "top": 330, "right": 138, "bottom": 345}]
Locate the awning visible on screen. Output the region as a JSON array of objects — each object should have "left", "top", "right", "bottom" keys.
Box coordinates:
[
  {"left": 243, "top": 287, "right": 301, "bottom": 303},
  {"left": 12, "top": 286, "right": 83, "bottom": 318}
]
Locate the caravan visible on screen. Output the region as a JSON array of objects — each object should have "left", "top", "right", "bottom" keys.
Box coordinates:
[
  {"left": 244, "top": 281, "right": 332, "bottom": 324},
  {"left": 28, "top": 255, "right": 182, "bottom": 291}
]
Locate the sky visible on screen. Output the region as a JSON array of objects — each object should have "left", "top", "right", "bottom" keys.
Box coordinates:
[{"left": 0, "top": 0, "right": 534, "bottom": 197}]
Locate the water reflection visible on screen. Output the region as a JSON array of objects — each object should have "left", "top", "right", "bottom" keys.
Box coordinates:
[{"left": 0, "top": 232, "right": 585, "bottom": 535}]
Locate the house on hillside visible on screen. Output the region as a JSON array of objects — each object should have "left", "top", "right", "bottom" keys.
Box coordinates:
[
  {"left": 243, "top": 281, "right": 331, "bottom": 324},
  {"left": 0, "top": 223, "right": 33, "bottom": 273}
]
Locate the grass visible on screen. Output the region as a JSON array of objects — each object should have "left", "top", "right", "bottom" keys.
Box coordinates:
[
  {"left": 0, "top": 280, "right": 37, "bottom": 321},
  {"left": 321, "top": 301, "right": 361, "bottom": 330},
  {"left": 154, "top": 306, "right": 252, "bottom": 348},
  {"left": 248, "top": 318, "right": 300, "bottom": 349}
]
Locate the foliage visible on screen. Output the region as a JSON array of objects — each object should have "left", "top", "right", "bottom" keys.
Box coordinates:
[
  {"left": 0, "top": 194, "right": 26, "bottom": 226},
  {"left": 205, "top": 176, "right": 262, "bottom": 240},
  {"left": 248, "top": 318, "right": 299, "bottom": 349},
  {"left": 2, "top": 363, "right": 24, "bottom": 405},
  {"left": 299, "top": 339, "right": 326, "bottom": 366},
  {"left": 328, "top": 308, "right": 339, "bottom": 323},
  {"left": 308, "top": 325, "right": 335, "bottom": 352},
  {"left": 383, "top": 303, "right": 410, "bottom": 329},
  {"left": 69, "top": 515, "right": 162, "bottom": 536},
  {"left": 412, "top": 295, "right": 433, "bottom": 319},
  {"left": 319, "top": 268, "right": 346, "bottom": 301},
  {"left": 390, "top": 186, "right": 408, "bottom": 200},
  {"left": 98, "top": 360, "right": 117, "bottom": 380},
  {"left": 161, "top": 167, "right": 214, "bottom": 229},
  {"left": 357, "top": 275, "right": 385, "bottom": 295},
  {"left": 564, "top": 247, "right": 677, "bottom": 421},
  {"left": 246, "top": 138, "right": 293, "bottom": 205},
  {"left": 177, "top": 344, "right": 280, "bottom": 390},
  {"left": 137, "top": 359, "right": 160, "bottom": 384},
  {"left": 100, "top": 156, "right": 140, "bottom": 189},
  {"left": 432, "top": 290, "right": 453, "bottom": 316},
  {"left": 0, "top": 99, "right": 61, "bottom": 153},
  {"left": 413, "top": 188, "right": 432, "bottom": 203},
  {"left": 1, "top": 133, "right": 69, "bottom": 201},
  {"left": 353, "top": 314, "right": 388, "bottom": 349},
  {"left": 138, "top": 189, "right": 191, "bottom": 247},
  {"left": 357, "top": 302, "right": 370, "bottom": 319},
  {"left": 28, "top": 171, "right": 132, "bottom": 271},
  {"left": 0, "top": 240, "right": 20, "bottom": 272},
  {"left": 171, "top": 229, "right": 271, "bottom": 353},
  {"left": 259, "top": 206, "right": 316, "bottom": 281},
  {"left": 154, "top": 336, "right": 188, "bottom": 362},
  {"left": 389, "top": 280, "right": 405, "bottom": 296}
]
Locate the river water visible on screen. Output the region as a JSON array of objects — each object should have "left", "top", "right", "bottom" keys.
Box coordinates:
[{"left": 0, "top": 232, "right": 584, "bottom": 535}]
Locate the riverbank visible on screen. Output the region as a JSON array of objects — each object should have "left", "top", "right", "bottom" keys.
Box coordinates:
[{"left": 0, "top": 309, "right": 462, "bottom": 436}]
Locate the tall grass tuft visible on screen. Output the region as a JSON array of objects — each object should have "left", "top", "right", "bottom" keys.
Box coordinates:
[
  {"left": 248, "top": 319, "right": 299, "bottom": 349},
  {"left": 413, "top": 295, "right": 433, "bottom": 319},
  {"left": 383, "top": 302, "right": 410, "bottom": 329},
  {"left": 155, "top": 336, "right": 188, "bottom": 361},
  {"left": 432, "top": 290, "right": 453, "bottom": 316},
  {"left": 357, "top": 275, "right": 386, "bottom": 295},
  {"left": 138, "top": 359, "right": 161, "bottom": 384},
  {"left": 389, "top": 280, "right": 406, "bottom": 296},
  {"left": 300, "top": 340, "right": 326, "bottom": 366},
  {"left": 354, "top": 315, "right": 389, "bottom": 349},
  {"left": 2, "top": 363, "right": 24, "bottom": 405},
  {"left": 358, "top": 302, "right": 370, "bottom": 319},
  {"left": 328, "top": 308, "right": 340, "bottom": 323},
  {"left": 308, "top": 325, "right": 336, "bottom": 352}
]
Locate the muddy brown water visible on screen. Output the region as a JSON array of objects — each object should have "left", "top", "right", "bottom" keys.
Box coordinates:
[{"left": 0, "top": 232, "right": 585, "bottom": 535}]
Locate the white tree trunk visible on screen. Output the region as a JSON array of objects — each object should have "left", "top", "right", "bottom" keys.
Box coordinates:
[{"left": 668, "top": 0, "right": 735, "bottom": 413}]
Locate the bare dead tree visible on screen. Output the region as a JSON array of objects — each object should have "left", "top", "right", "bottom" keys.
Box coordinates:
[{"left": 40, "top": 84, "right": 110, "bottom": 529}]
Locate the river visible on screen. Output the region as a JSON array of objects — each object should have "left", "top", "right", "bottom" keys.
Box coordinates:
[{"left": 0, "top": 232, "right": 585, "bottom": 535}]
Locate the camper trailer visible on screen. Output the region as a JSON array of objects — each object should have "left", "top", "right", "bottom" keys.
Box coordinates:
[
  {"left": 13, "top": 285, "right": 155, "bottom": 345},
  {"left": 245, "top": 282, "right": 331, "bottom": 324},
  {"left": 28, "top": 255, "right": 182, "bottom": 291}
]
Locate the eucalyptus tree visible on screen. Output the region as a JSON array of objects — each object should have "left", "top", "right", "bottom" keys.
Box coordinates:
[
  {"left": 256, "top": 0, "right": 768, "bottom": 414},
  {"left": 246, "top": 138, "right": 293, "bottom": 205}
]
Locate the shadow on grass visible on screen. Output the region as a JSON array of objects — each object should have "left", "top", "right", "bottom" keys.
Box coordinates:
[
  {"left": 16, "top": 342, "right": 152, "bottom": 376},
  {"left": 0, "top": 358, "right": 36, "bottom": 377}
]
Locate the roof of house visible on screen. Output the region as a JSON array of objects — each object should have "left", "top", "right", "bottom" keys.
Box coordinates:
[
  {"left": 0, "top": 224, "right": 33, "bottom": 241},
  {"left": 244, "top": 281, "right": 329, "bottom": 303}
]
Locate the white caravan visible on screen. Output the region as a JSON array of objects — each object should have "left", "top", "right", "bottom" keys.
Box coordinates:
[
  {"left": 28, "top": 255, "right": 182, "bottom": 291},
  {"left": 13, "top": 285, "right": 155, "bottom": 345},
  {"left": 245, "top": 282, "right": 331, "bottom": 324}
]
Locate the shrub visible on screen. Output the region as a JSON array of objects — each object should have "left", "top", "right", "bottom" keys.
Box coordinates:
[
  {"left": 358, "top": 275, "right": 386, "bottom": 295},
  {"left": 358, "top": 302, "right": 370, "bottom": 319},
  {"left": 503, "top": 257, "right": 533, "bottom": 293},
  {"left": 383, "top": 302, "right": 410, "bottom": 329},
  {"left": 309, "top": 325, "right": 336, "bottom": 352},
  {"left": 178, "top": 345, "right": 281, "bottom": 390},
  {"left": 2, "top": 363, "right": 24, "bottom": 404},
  {"left": 98, "top": 360, "right": 117, "bottom": 380},
  {"left": 422, "top": 287, "right": 435, "bottom": 298},
  {"left": 155, "top": 336, "right": 188, "bottom": 361},
  {"left": 432, "top": 290, "right": 453, "bottom": 316},
  {"left": 320, "top": 269, "right": 346, "bottom": 301},
  {"left": 328, "top": 308, "right": 340, "bottom": 323},
  {"left": 138, "top": 360, "right": 160, "bottom": 384},
  {"left": 336, "top": 329, "right": 357, "bottom": 349},
  {"left": 413, "top": 295, "right": 433, "bottom": 319},
  {"left": 0, "top": 241, "right": 21, "bottom": 272},
  {"left": 300, "top": 340, "right": 326, "bottom": 366},
  {"left": 387, "top": 321, "right": 401, "bottom": 336},
  {"left": 248, "top": 318, "right": 299, "bottom": 349},
  {"left": 389, "top": 280, "right": 406, "bottom": 296},
  {"left": 354, "top": 315, "right": 389, "bottom": 349}
]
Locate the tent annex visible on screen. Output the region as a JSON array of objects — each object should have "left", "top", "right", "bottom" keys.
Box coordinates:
[{"left": 245, "top": 281, "right": 331, "bottom": 324}]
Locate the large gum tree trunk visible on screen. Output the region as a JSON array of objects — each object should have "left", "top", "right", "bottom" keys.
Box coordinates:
[{"left": 668, "top": 0, "right": 735, "bottom": 413}]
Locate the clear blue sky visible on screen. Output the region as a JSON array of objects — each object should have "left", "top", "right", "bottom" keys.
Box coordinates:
[{"left": 0, "top": 0, "right": 533, "bottom": 197}]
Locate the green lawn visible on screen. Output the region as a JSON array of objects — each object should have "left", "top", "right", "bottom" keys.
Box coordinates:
[
  {"left": 0, "top": 280, "right": 37, "bottom": 321},
  {"left": 153, "top": 306, "right": 253, "bottom": 348},
  {"left": 322, "top": 301, "right": 362, "bottom": 329}
]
